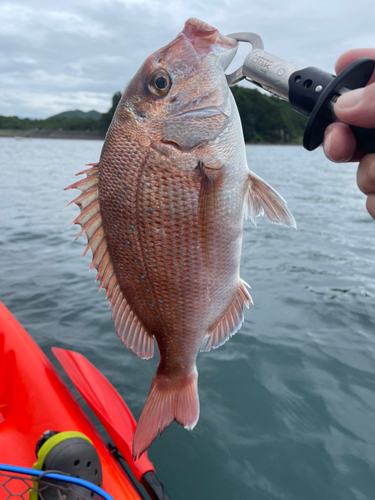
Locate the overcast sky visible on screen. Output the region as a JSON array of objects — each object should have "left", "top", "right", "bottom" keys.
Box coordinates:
[{"left": 1, "top": 0, "right": 374, "bottom": 118}]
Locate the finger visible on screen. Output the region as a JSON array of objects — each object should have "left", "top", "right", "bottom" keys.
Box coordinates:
[
  {"left": 366, "top": 194, "right": 375, "bottom": 220},
  {"left": 357, "top": 154, "right": 375, "bottom": 195},
  {"left": 335, "top": 49, "right": 375, "bottom": 85},
  {"left": 334, "top": 82, "right": 375, "bottom": 128},
  {"left": 323, "top": 122, "right": 357, "bottom": 162}
]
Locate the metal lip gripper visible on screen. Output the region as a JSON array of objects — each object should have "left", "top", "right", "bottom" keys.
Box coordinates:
[{"left": 226, "top": 32, "right": 375, "bottom": 152}]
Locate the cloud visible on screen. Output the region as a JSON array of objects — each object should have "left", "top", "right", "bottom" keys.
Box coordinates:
[{"left": 0, "top": 0, "right": 373, "bottom": 118}]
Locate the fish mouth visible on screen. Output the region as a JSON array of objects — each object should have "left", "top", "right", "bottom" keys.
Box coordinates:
[{"left": 182, "top": 18, "right": 238, "bottom": 71}]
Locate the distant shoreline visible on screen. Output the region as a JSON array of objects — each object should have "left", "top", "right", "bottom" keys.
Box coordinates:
[
  {"left": 0, "top": 129, "right": 105, "bottom": 140},
  {"left": 0, "top": 129, "right": 302, "bottom": 146}
]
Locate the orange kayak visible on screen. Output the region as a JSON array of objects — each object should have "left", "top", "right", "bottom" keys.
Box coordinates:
[{"left": 0, "top": 301, "right": 147, "bottom": 500}]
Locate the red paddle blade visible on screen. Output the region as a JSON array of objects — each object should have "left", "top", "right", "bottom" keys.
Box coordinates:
[{"left": 52, "top": 347, "right": 154, "bottom": 482}]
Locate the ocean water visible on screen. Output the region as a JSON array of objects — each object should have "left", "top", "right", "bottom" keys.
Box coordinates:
[{"left": 0, "top": 137, "right": 374, "bottom": 500}]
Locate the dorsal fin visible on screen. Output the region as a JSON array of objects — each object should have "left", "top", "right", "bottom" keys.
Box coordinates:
[
  {"left": 200, "top": 279, "right": 252, "bottom": 352},
  {"left": 65, "top": 164, "right": 154, "bottom": 359}
]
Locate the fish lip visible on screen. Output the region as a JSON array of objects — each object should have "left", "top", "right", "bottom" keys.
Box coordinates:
[
  {"left": 182, "top": 18, "right": 238, "bottom": 71},
  {"left": 218, "top": 44, "right": 238, "bottom": 71},
  {"left": 187, "top": 34, "right": 238, "bottom": 72}
]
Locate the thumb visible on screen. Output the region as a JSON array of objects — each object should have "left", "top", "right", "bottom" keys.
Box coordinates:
[{"left": 334, "top": 82, "right": 375, "bottom": 128}]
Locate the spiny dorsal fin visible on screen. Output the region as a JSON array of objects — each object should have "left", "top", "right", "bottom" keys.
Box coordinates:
[
  {"left": 65, "top": 164, "right": 154, "bottom": 359},
  {"left": 200, "top": 279, "right": 253, "bottom": 352},
  {"left": 245, "top": 171, "right": 296, "bottom": 228}
]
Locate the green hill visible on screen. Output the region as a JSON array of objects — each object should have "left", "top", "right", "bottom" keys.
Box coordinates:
[
  {"left": 48, "top": 110, "right": 102, "bottom": 120},
  {"left": 231, "top": 86, "right": 307, "bottom": 144},
  {"left": 0, "top": 114, "right": 101, "bottom": 132}
]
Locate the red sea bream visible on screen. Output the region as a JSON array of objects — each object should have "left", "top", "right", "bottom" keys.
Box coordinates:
[{"left": 66, "top": 18, "right": 296, "bottom": 459}]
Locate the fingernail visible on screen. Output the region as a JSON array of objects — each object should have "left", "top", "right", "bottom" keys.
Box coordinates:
[
  {"left": 323, "top": 129, "right": 332, "bottom": 160},
  {"left": 336, "top": 87, "right": 365, "bottom": 110}
]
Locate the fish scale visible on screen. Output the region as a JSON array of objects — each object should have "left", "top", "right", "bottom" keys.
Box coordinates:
[
  {"left": 66, "top": 17, "right": 295, "bottom": 459},
  {"left": 138, "top": 157, "right": 204, "bottom": 339}
]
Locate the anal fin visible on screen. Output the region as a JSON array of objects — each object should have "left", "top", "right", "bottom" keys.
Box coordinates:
[
  {"left": 200, "top": 280, "right": 253, "bottom": 352},
  {"left": 245, "top": 171, "right": 296, "bottom": 228}
]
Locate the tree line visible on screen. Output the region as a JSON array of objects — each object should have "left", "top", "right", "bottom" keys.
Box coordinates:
[{"left": 0, "top": 88, "right": 307, "bottom": 144}]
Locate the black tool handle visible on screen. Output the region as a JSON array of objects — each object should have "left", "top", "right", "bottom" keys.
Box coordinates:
[
  {"left": 288, "top": 58, "right": 375, "bottom": 152},
  {"left": 141, "top": 471, "right": 171, "bottom": 500}
]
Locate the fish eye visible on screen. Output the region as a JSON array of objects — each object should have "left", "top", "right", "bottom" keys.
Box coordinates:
[{"left": 147, "top": 69, "right": 171, "bottom": 97}]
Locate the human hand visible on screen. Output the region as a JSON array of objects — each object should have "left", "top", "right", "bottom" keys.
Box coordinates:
[{"left": 322, "top": 49, "right": 375, "bottom": 218}]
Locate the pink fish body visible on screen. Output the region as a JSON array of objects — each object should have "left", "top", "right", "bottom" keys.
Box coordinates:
[{"left": 66, "top": 18, "right": 295, "bottom": 458}]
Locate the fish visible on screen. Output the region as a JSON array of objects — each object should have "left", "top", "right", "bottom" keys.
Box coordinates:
[{"left": 65, "top": 18, "right": 296, "bottom": 459}]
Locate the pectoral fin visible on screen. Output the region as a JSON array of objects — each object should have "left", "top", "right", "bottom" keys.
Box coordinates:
[
  {"left": 245, "top": 172, "right": 296, "bottom": 228},
  {"left": 200, "top": 280, "right": 252, "bottom": 352}
]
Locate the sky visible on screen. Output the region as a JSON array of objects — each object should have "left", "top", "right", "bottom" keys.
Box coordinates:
[{"left": 1, "top": 0, "right": 374, "bottom": 119}]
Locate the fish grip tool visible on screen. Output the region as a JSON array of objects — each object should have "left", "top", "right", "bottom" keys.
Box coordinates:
[{"left": 226, "top": 32, "right": 375, "bottom": 152}]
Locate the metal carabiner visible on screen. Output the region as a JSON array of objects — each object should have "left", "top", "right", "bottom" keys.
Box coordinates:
[{"left": 225, "top": 32, "right": 264, "bottom": 86}]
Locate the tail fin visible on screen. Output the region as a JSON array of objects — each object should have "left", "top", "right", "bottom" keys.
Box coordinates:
[{"left": 133, "top": 368, "right": 199, "bottom": 459}]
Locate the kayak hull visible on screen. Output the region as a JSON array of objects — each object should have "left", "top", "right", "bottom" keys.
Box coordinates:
[{"left": 0, "top": 301, "right": 143, "bottom": 500}]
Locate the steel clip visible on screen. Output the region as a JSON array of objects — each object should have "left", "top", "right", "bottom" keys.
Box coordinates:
[{"left": 225, "top": 32, "right": 264, "bottom": 86}]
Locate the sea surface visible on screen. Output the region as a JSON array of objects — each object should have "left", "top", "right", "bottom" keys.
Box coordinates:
[{"left": 1, "top": 137, "right": 374, "bottom": 500}]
